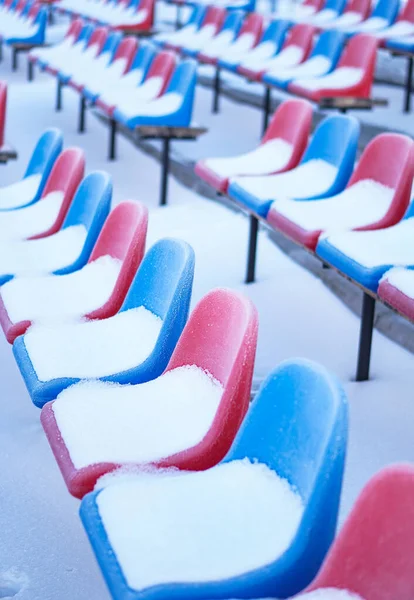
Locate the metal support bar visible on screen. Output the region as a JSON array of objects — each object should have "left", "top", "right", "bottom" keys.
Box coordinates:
[
  {"left": 12, "top": 48, "right": 17, "bottom": 71},
  {"left": 78, "top": 96, "right": 86, "bottom": 133},
  {"left": 339, "top": 107, "right": 347, "bottom": 114},
  {"left": 108, "top": 118, "right": 117, "bottom": 161},
  {"left": 262, "top": 87, "right": 271, "bottom": 136},
  {"left": 160, "top": 137, "right": 170, "bottom": 206},
  {"left": 56, "top": 80, "right": 63, "bottom": 111},
  {"left": 356, "top": 293, "right": 376, "bottom": 382},
  {"left": 0, "top": 42, "right": 3, "bottom": 63},
  {"left": 212, "top": 68, "right": 221, "bottom": 114},
  {"left": 405, "top": 56, "right": 413, "bottom": 113},
  {"left": 245, "top": 214, "right": 259, "bottom": 284},
  {"left": 175, "top": 3, "right": 182, "bottom": 29},
  {"left": 27, "top": 59, "right": 34, "bottom": 82}
]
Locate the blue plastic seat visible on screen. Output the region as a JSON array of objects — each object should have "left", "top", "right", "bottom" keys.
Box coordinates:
[
  {"left": 79, "top": 358, "right": 348, "bottom": 600},
  {"left": 263, "top": 29, "right": 345, "bottom": 89},
  {"left": 228, "top": 114, "right": 360, "bottom": 218},
  {"left": 182, "top": 9, "right": 245, "bottom": 57},
  {"left": 307, "top": 0, "right": 347, "bottom": 25},
  {"left": 5, "top": 5, "right": 47, "bottom": 45},
  {"left": 14, "top": 238, "right": 195, "bottom": 407},
  {"left": 113, "top": 59, "right": 197, "bottom": 128},
  {"left": 154, "top": 4, "right": 207, "bottom": 47},
  {"left": 346, "top": 0, "right": 400, "bottom": 36}
]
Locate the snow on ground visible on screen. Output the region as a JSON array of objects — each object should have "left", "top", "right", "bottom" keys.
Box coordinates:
[{"left": 0, "top": 36, "right": 413, "bottom": 600}]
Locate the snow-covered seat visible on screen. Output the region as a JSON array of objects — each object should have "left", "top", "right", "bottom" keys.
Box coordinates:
[
  {"left": 154, "top": 4, "right": 206, "bottom": 47},
  {"left": 14, "top": 238, "right": 195, "bottom": 408},
  {"left": 0, "top": 128, "right": 63, "bottom": 211},
  {"left": 195, "top": 98, "right": 313, "bottom": 193},
  {"left": 188, "top": 9, "right": 243, "bottom": 61},
  {"left": 2, "top": 3, "right": 47, "bottom": 45},
  {"left": 0, "top": 171, "right": 111, "bottom": 287},
  {"left": 341, "top": 0, "right": 400, "bottom": 36},
  {"left": 262, "top": 29, "right": 345, "bottom": 89},
  {"left": 57, "top": 25, "right": 109, "bottom": 82},
  {"left": 227, "top": 114, "right": 359, "bottom": 218},
  {"left": 220, "top": 18, "right": 291, "bottom": 74},
  {"left": 318, "top": 0, "right": 370, "bottom": 31},
  {"left": 113, "top": 59, "right": 196, "bottom": 129},
  {"left": 272, "top": 0, "right": 324, "bottom": 22},
  {"left": 288, "top": 34, "right": 377, "bottom": 102},
  {"left": 372, "top": 0, "right": 414, "bottom": 43},
  {"left": 56, "top": 0, "right": 154, "bottom": 30},
  {"left": 43, "top": 22, "right": 95, "bottom": 74},
  {"left": 40, "top": 288, "right": 258, "bottom": 497},
  {"left": 212, "top": 13, "right": 265, "bottom": 70},
  {"left": 268, "top": 133, "right": 414, "bottom": 252},
  {"left": 378, "top": 267, "right": 414, "bottom": 321},
  {"left": 303, "top": 465, "right": 414, "bottom": 600},
  {"left": 301, "top": 0, "right": 347, "bottom": 27},
  {"left": 79, "top": 358, "right": 347, "bottom": 599},
  {"left": 29, "top": 18, "right": 84, "bottom": 69},
  {"left": 0, "top": 201, "right": 148, "bottom": 343},
  {"left": 173, "top": 5, "right": 226, "bottom": 54}
]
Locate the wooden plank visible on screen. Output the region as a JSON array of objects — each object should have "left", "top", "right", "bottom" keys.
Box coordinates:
[
  {"left": 135, "top": 124, "right": 207, "bottom": 140},
  {"left": 318, "top": 97, "right": 389, "bottom": 111}
]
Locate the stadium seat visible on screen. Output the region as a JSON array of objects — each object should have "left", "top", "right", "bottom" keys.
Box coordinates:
[
  {"left": 154, "top": 4, "right": 206, "bottom": 47},
  {"left": 342, "top": 0, "right": 400, "bottom": 36},
  {"left": 272, "top": 0, "right": 324, "bottom": 22},
  {"left": 302, "top": 465, "right": 414, "bottom": 600},
  {"left": 57, "top": 25, "right": 109, "bottom": 83},
  {"left": 44, "top": 22, "right": 94, "bottom": 75},
  {"left": 303, "top": 0, "right": 347, "bottom": 27},
  {"left": 175, "top": 6, "right": 226, "bottom": 54},
  {"left": 288, "top": 33, "right": 378, "bottom": 101},
  {"left": 195, "top": 98, "right": 313, "bottom": 193},
  {"left": 190, "top": 9, "right": 244, "bottom": 59},
  {"left": 318, "top": 0, "right": 370, "bottom": 31},
  {"left": 79, "top": 358, "right": 347, "bottom": 599},
  {"left": 378, "top": 267, "right": 414, "bottom": 321},
  {"left": 29, "top": 18, "right": 84, "bottom": 69},
  {"left": 268, "top": 133, "right": 414, "bottom": 251},
  {"left": 0, "top": 201, "right": 148, "bottom": 343},
  {"left": 1, "top": 2, "right": 47, "bottom": 45},
  {"left": 0, "top": 128, "right": 63, "bottom": 210},
  {"left": 227, "top": 114, "right": 359, "bottom": 218},
  {"left": 374, "top": 0, "right": 414, "bottom": 43}
]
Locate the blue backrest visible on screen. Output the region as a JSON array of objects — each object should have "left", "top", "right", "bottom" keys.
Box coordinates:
[
  {"left": 101, "top": 30, "right": 122, "bottom": 58},
  {"left": 187, "top": 3, "right": 207, "bottom": 28},
  {"left": 259, "top": 18, "right": 290, "bottom": 49},
  {"left": 129, "top": 41, "right": 156, "bottom": 77},
  {"left": 310, "top": 29, "right": 345, "bottom": 65},
  {"left": 24, "top": 128, "right": 63, "bottom": 200},
  {"left": 21, "top": 0, "right": 34, "bottom": 16},
  {"left": 78, "top": 22, "right": 94, "bottom": 44},
  {"left": 62, "top": 170, "right": 112, "bottom": 232},
  {"left": 372, "top": 0, "right": 399, "bottom": 22},
  {"left": 221, "top": 9, "right": 244, "bottom": 34},
  {"left": 324, "top": 0, "right": 347, "bottom": 13},
  {"left": 165, "top": 58, "right": 196, "bottom": 96}
]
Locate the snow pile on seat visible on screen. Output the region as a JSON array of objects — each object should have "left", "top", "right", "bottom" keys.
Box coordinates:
[
  {"left": 205, "top": 138, "right": 293, "bottom": 178},
  {"left": 98, "top": 69, "right": 146, "bottom": 107},
  {"left": 297, "top": 590, "right": 365, "bottom": 600},
  {"left": 200, "top": 30, "right": 235, "bottom": 58},
  {"left": 71, "top": 52, "right": 114, "bottom": 87},
  {"left": 53, "top": 365, "right": 223, "bottom": 467},
  {"left": 268, "top": 56, "right": 331, "bottom": 81},
  {"left": 375, "top": 21, "right": 414, "bottom": 39},
  {"left": 293, "top": 67, "right": 363, "bottom": 91},
  {"left": 322, "top": 12, "right": 363, "bottom": 30},
  {"left": 216, "top": 32, "right": 256, "bottom": 61},
  {"left": 0, "top": 225, "right": 87, "bottom": 277},
  {"left": 260, "top": 45, "right": 304, "bottom": 72},
  {"left": 311, "top": 9, "right": 339, "bottom": 25},
  {"left": 232, "top": 159, "right": 338, "bottom": 200},
  {"left": 115, "top": 76, "right": 166, "bottom": 113},
  {"left": 0, "top": 174, "right": 42, "bottom": 209},
  {"left": 25, "top": 305, "right": 162, "bottom": 381},
  {"left": 239, "top": 40, "right": 281, "bottom": 68},
  {"left": 183, "top": 24, "right": 218, "bottom": 50},
  {"left": 0, "top": 191, "right": 64, "bottom": 242},
  {"left": 119, "top": 93, "right": 184, "bottom": 119},
  {"left": 85, "top": 58, "right": 128, "bottom": 96},
  {"left": 2, "top": 255, "right": 122, "bottom": 324},
  {"left": 380, "top": 267, "right": 414, "bottom": 299},
  {"left": 322, "top": 218, "right": 414, "bottom": 267},
  {"left": 273, "top": 180, "right": 394, "bottom": 231},
  {"left": 351, "top": 16, "right": 388, "bottom": 33},
  {"left": 95, "top": 459, "right": 303, "bottom": 589}
]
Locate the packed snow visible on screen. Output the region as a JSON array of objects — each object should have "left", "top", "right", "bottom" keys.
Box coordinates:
[
  {"left": 262, "top": 45, "right": 305, "bottom": 72},
  {"left": 97, "top": 68, "right": 146, "bottom": 107},
  {"left": 1, "top": 255, "right": 122, "bottom": 324},
  {"left": 267, "top": 56, "right": 332, "bottom": 82},
  {"left": 0, "top": 190, "right": 64, "bottom": 241},
  {"left": 271, "top": 180, "right": 395, "bottom": 232},
  {"left": 375, "top": 20, "right": 414, "bottom": 40},
  {"left": 0, "top": 173, "right": 42, "bottom": 209},
  {"left": 347, "top": 16, "right": 389, "bottom": 34},
  {"left": 0, "top": 224, "right": 86, "bottom": 277},
  {"left": 380, "top": 267, "right": 414, "bottom": 299},
  {"left": 52, "top": 365, "right": 223, "bottom": 467},
  {"left": 24, "top": 305, "right": 162, "bottom": 381},
  {"left": 297, "top": 591, "right": 365, "bottom": 600},
  {"left": 204, "top": 138, "right": 293, "bottom": 178},
  {"left": 238, "top": 40, "right": 280, "bottom": 68},
  {"left": 309, "top": 9, "right": 340, "bottom": 25},
  {"left": 230, "top": 159, "right": 338, "bottom": 200},
  {"left": 95, "top": 460, "right": 303, "bottom": 589},
  {"left": 293, "top": 67, "right": 364, "bottom": 92},
  {"left": 320, "top": 12, "right": 363, "bottom": 30}
]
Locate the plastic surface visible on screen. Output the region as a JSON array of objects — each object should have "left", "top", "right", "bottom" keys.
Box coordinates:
[
  {"left": 195, "top": 98, "right": 313, "bottom": 193},
  {"left": 270, "top": 132, "right": 414, "bottom": 251},
  {"left": 79, "top": 358, "right": 348, "bottom": 599},
  {"left": 16, "top": 238, "right": 195, "bottom": 408},
  {"left": 229, "top": 113, "right": 360, "bottom": 217},
  {"left": 115, "top": 0, "right": 155, "bottom": 32},
  {"left": 304, "top": 465, "right": 414, "bottom": 600}
]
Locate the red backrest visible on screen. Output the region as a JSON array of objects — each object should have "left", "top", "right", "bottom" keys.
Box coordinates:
[
  {"left": 399, "top": 0, "right": 414, "bottom": 23},
  {"left": 86, "top": 26, "right": 108, "bottom": 53},
  {"left": 87, "top": 201, "right": 148, "bottom": 319},
  {"left": 307, "top": 465, "right": 414, "bottom": 600},
  {"left": 65, "top": 18, "right": 83, "bottom": 42},
  {"left": 4, "top": 0, "right": 14, "bottom": 10},
  {"left": 112, "top": 36, "right": 139, "bottom": 72},
  {"left": 238, "top": 12, "right": 264, "bottom": 40},
  {"left": 344, "top": 0, "right": 371, "bottom": 18},
  {"left": 0, "top": 82, "right": 7, "bottom": 148},
  {"left": 304, "top": 0, "right": 325, "bottom": 9},
  {"left": 202, "top": 5, "right": 226, "bottom": 29},
  {"left": 281, "top": 23, "right": 315, "bottom": 58},
  {"left": 144, "top": 51, "right": 176, "bottom": 96},
  {"left": 339, "top": 33, "right": 378, "bottom": 69},
  {"left": 15, "top": 0, "right": 27, "bottom": 15},
  {"left": 28, "top": 3, "right": 40, "bottom": 19}
]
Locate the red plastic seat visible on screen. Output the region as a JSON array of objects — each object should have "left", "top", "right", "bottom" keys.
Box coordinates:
[
  {"left": 378, "top": 269, "right": 414, "bottom": 321},
  {"left": 198, "top": 13, "right": 264, "bottom": 65},
  {"left": 0, "top": 81, "right": 7, "bottom": 149},
  {"left": 111, "top": 35, "right": 138, "bottom": 73},
  {"left": 195, "top": 98, "right": 313, "bottom": 193},
  {"left": 304, "top": 465, "right": 414, "bottom": 600},
  {"left": 40, "top": 288, "right": 258, "bottom": 498},
  {"left": 268, "top": 133, "right": 414, "bottom": 250},
  {"left": 67, "top": 26, "right": 109, "bottom": 91},
  {"left": 115, "top": 0, "right": 155, "bottom": 32},
  {"left": 0, "top": 200, "right": 148, "bottom": 343},
  {"left": 165, "top": 5, "right": 226, "bottom": 51},
  {"left": 289, "top": 33, "right": 378, "bottom": 101}
]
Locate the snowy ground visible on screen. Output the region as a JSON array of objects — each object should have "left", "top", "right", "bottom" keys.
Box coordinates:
[{"left": 0, "top": 30, "right": 414, "bottom": 600}]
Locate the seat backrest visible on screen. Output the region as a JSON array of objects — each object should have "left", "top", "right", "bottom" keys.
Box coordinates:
[
  {"left": 221, "top": 9, "right": 244, "bottom": 34},
  {"left": 24, "top": 128, "right": 64, "bottom": 200},
  {"left": 0, "top": 81, "right": 6, "bottom": 148},
  {"left": 337, "top": 32, "right": 378, "bottom": 72},
  {"left": 343, "top": 0, "right": 370, "bottom": 18},
  {"left": 143, "top": 50, "right": 176, "bottom": 95},
  {"left": 110, "top": 35, "right": 138, "bottom": 71},
  {"left": 128, "top": 41, "right": 155, "bottom": 79},
  {"left": 85, "top": 26, "right": 108, "bottom": 54},
  {"left": 323, "top": 0, "right": 347, "bottom": 13},
  {"left": 62, "top": 170, "right": 112, "bottom": 233},
  {"left": 164, "top": 58, "right": 196, "bottom": 98},
  {"left": 281, "top": 23, "right": 315, "bottom": 59},
  {"left": 78, "top": 22, "right": 95, "bottom": 45},
  {"left": 186, "top": 3, "right": 207, "bottom": 28},
  {"left": 307, "top": 465, "right": 414, "bottom": 600},
  {"left": 259, "top": 18, "right": 290, "bottom": 48},
  {"left": 399, "top": 0, "right": 414, "bottom": 23},
  {"left": 371, "top": 0, "right": 399, "bottom": 22},
  {"left": 100, "top": 29, "right": 122, "bottom": 58},
  {"left": 202, "top": 5, "right": 226, "bottom": 29},
  {"left": 238, "top": 12, "right": 263, "bottom": 39},
  {"left": 27, "top": 2, "right": 39, "bottom": 20},
  {"left": 14, "top": 0, "right": 26, "bottom": 15},
  {"left": 310, "top": 29, "right": 345, "bottom": 66},
  {"left": 64, "top": 18, "right": 84, "bottom": 43},
  {"left": 303, "top": 0, "right": 325, "bottom": 9},
  {"left": 21, "top": 0, "right": 34, "bottom": 16}
]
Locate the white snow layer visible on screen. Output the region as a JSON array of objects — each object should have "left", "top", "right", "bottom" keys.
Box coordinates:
[
  {"left": 205, "top": 138, "right": 293, "bottom": 178},
  {"left": 0, "top": 225, "right": 87, "bottom": 277},
  {"left": 297, "top": 591, "right": 365, "bottom": 600},
  {"left": 1, "top": 255, "right": 122, "bottom": 324},
  {"left": 293, "top": 67, "right": 364, "bottom": 92},
  {"left": 375, "top": 20, "right": 414, "bottom": 40},
  {"left": 380, "top": 267, "right": 414, "bottom": 299},
  {"left": 320, "top": 11, "right": 363, "bottom": 30},
  {"left": 231, "top": 159, "right": 338, "bottom": 200},
  {"left": 0, "top": 174, "right": 42, "bottom": 209},
  {"left": 95, "top": 459, "right": 304, "bottom": 589},
  {"left": 0, "top": 191, "right": 64, "bottom": 241},
  {"left": 272, "top": 180, "right": 394, "bottom": 232},
  {"left": 349, "top": 16, "right": 389, "bottom": 34},
  {"left": 24, "top": 305, "right": 162, "bottom": 381},
  {"left": 309, "top": 9, "right": 339, "bottom": 25},
  {"left": 52, "top": 365, "right": 223, "bottom": 467},
  {"left": 267, "top": 56, "right": 331, "bottom": 82}
]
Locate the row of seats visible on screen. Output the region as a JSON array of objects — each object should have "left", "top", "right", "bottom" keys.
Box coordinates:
[
  {"left": 165, "top": 0, "right": 256, "bottom": 13},
  {"left": 28, "top": 20, "right": 197, "bottom": 131},
  {"left": 55, "top": 0, "right": 155, "bottom": 31},
  {"left": 0, "top": 0, "right": 47, "bottom": 45},
  {"left": 1, "top": 132, "right": 413, "bottom": 600},
  {"left": 155, "top": 6, "right": 378, "bottom": 102}
]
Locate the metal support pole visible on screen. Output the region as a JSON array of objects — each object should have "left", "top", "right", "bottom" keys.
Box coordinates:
[
  {"left": 212, "top": 68, "right": 221, "bottom": 114},
  {"left": 245, "top": 214, "right": 259, "bottom": 284},
  {"left": 405, "top": 56, "right": 413, "bottom": 113},
  {"left": 78, "top": 96, "right": 86, "bottom": 133},
  {"left": 339, "top": 107, "right": 347, "bottom": 114},
  {"left": 12, "top": 48, "right": 17, "bottom": 71},
  {"left": 262, "top": 86, "right": 271, "bottom": 136},
  {"left": 160, "top": 137, "right": 170, "bottom": 206},
  {"left": 27, "top": 59, "right": 34, "bottom": 82},
  {"left": 56, "top": 80, "right": 63, "bottom": 111},
  {"left": 356, "top": 293, "right": 376, "bottom": 382},
  {"left": 175, "top": 3, "right": 182, "bottom": 29},
  {"left": 0, "top": 42, "right": 3, "bottom": 63},
  {"left": 108, "top": 118, "right": 117, "bottom": 161}
]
